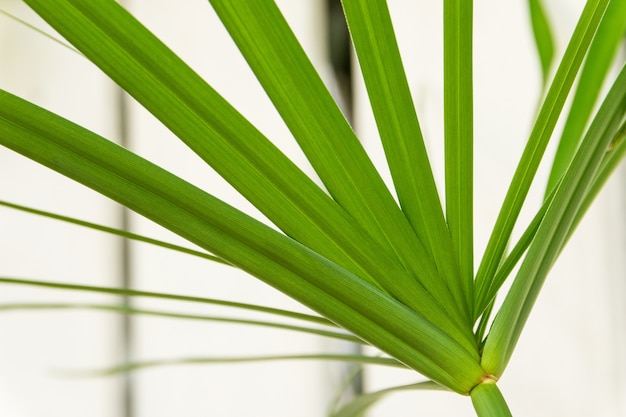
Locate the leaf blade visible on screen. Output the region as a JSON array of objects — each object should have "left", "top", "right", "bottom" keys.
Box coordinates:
[
  {"left": 443, "top": 0, "right": 475, "bottom": 313},
  {"left": 0, "top": 277, "right": 333, "bottom": 326},
  {"left": 0, "top": 303, "right": 363, "bottom": 343},
  {"left": 0, "top": 199, "right": 230, "bottom": 265}
]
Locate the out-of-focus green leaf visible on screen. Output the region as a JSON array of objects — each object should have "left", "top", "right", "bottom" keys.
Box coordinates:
[
  {"left": 0, "top": 277, "right": 333, "bottom": 325},
  {"left": 330, "top": 381, "right": 446, "bottom": 417},
  {"left": 528, "top": 0, "right": 555, "bottom": 84},
  {"left": 0, "top": 303, "right": 363, "bottom": 343},
  {"left": 71, "top": 354, "right": 406, "bottom": 377},
  {"left": 0, "top": 8, "right": 80, "bottom": 55}
]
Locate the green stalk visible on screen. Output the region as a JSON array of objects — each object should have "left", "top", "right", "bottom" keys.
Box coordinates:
[{"left": 470, "top": 380, "right": 513, "bottom": 417}]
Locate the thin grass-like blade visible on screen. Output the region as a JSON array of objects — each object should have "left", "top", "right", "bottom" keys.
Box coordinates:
[
  {"left": 75, "top": 354, "right": 404, "bottom": 377},
  {"left": 0, "top": 200, "right": 229, "bottom": 265},
  {"left": 0, "top": 8, "right": 81, "bottom": 55},
  {"left": 443, "top": 0, "right": 475, "bottom": 313},
  {"left": 546, "top": 0, "right": 626, "bottom": 193},
  {"left": 341, "top": 0, "right": 468, "bottom": 318},
  {"left": 205, "top": 0, "right": 474, "bottom": 331},
  {"left": 0, "top": 303, "right": 363, "bottom": 343},
  {"left": 0, "top": 91, "right": 484, "bottom": 393},
  {"left": 0, "top": 277, "right": 332, "bottom": 325},
  {"left": 474, "top": 0, "right": 610, "bottom": 316},
  {"left": 528, "top": 0, "right": 555, "bottom": 84},
  {"left": 330, "top": 381, "right": 446, "bottom": 417},
  {"left": 481, "top": 64, "right": 626, "bottom": 377}
]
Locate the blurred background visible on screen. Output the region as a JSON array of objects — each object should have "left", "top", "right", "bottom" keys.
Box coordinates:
[{"left": 0, "top": 0, "right": 624, "bottom": 416}]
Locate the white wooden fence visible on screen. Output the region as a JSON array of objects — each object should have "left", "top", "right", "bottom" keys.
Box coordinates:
[{"left": 1, "top": 1, "right": 624, "bottom": 416}]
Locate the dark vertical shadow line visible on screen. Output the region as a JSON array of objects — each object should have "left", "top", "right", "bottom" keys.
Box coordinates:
[
  {"left": 327, "top": 0, "right": 353, "bottom": 122},
  {"left": 116, "top": 86, "right": 134, "bottom": 417},
  {"left": 326, "top": 0, "right": 363, "bottom": 399}
]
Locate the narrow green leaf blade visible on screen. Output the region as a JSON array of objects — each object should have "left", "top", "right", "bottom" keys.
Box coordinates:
[
  {"left": 475, "top": 187, "right": 555, "bottom": 321},
  {"left": 528, "top": 0, "right": 555, "bottom": 84},
  {"left": 444, "top": 0, "right": 475, "bottom": 312},
  {"left": 341, "top": 0, "right": 470, "bottom": 321},
  {"left": 546, "top": 0, "right": 626, "bottom": 193},
  {"left": 0, "top": 199, "right": 229, "bottom": 265},
  {"left": 474, "top": 0, "right": 610, "bottom": 315},
  {"left": 482, "top": 64, "right": 626, "bottom": 376}
]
